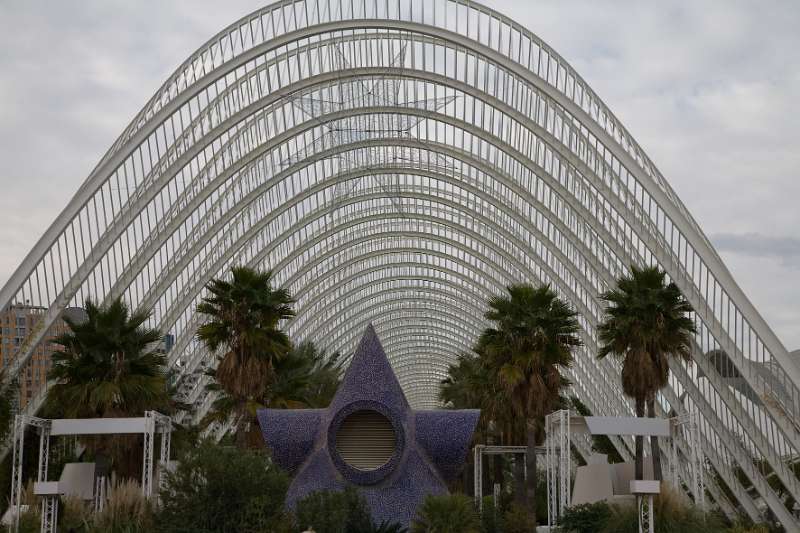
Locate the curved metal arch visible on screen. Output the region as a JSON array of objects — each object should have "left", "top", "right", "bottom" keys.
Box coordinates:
[
  {"left": 320, "top": 301, "right": 485, "bottom": 360},
  {"left": 7, "top": 2, "right": 792, "bottom": 396},
  {"left": 20, "top": 64, "right": 648, "bottom": 378},
  {"left": 148, "top": 101, "right": 644, "bottom": 336},
  {"left": 133, "top": 91, "right": 641, "bottom": 335},
  {"left": 113, "top": 66, "right": 639, "bottom": 314},
  {"left": 2, "top": 1, "right": 797, "bottom": 526},
  {"left": 291, "top": 281, "right": 490, "bottom": 342},
  {"left": 95, "top": 43, "right": 656, "bottom": 320},
  {"left": 161, "top": 187, "right": 636, "bottom": 440},
  {"left": 292, "top": 243, "right": 634, "bottom": 428},
  {"left": 381, "top": 337, "right": 468, "bottom": 360},
  {"left": 156, "top": 186, "right": 602, "bottom": 350}
]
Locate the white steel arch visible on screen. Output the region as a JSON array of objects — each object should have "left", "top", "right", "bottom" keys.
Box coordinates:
[{"left": 2, "top": 0, "right": 798, "bottom": 526}]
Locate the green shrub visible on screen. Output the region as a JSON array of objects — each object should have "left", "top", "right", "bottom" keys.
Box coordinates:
[
  {"left": 479, "top": 496, "right": 501, "bottom": 533},
  {"left": 155, "top": 440, "right": 291, "bottom": 532},
  {"left": 502, "top": 503, "right": 536, "bottom": 533},
  {"left": 412, "top": 493, "right": 480, "bottom": 533},
  {"left": 294, "top": 487, "right": 373, "bottom": 533},
  {"left": 727, "top": 524, "right": 771, "bottom": 533},
  {"left": 598, "top": 489, "right": 727, "bottom": 533},
  {"left": 557, "top": 501, "right": 612, "bottom": 533}
]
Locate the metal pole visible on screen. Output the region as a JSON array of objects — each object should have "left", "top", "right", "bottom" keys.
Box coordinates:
[
  {"left": 11, "top": 415, "right": 26, "bottom": 533},
  {"left": 638, "top": 494, "right": 654, "bottom": 533},
  {"left": 142, "top": 411, "right": 155, "bottom": 498}
]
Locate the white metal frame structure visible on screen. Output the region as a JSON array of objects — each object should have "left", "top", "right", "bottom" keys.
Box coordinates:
[
  {"left": 0, "top": 0, "right": 798, "bottom": 527},
  {"left": 545, "top": 410, "right": 705, "bottom": 532},
  {"left": 9, "top": 412, "right": 171, "bottom": 533}
]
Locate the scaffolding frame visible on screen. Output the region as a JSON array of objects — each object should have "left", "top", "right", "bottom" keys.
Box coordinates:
[
  {"left": 545, "top": 409, "right": 704, "bottom": 532},
  {"left": 9, "top": 411, "right": 171, "bottom": 533}
]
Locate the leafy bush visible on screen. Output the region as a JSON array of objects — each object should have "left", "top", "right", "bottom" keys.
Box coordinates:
[
  {"left": 412, "top": 493, "right": 480, "bottom": 533},
  {"left": 502, "top": 503, "right": 536, "bottom": 533},
  {"left": 155, "top": 440, "right": 292, "bottom": 532},
  {"left": 557, "top": 501, "right": 612, "bottom": 533},
  {"left": 294, "top": 487, "right": 372, "bottom": 533},
  {"left": 727, "top": 524, "right": 771, "bottom": 533},
  {"left": 598, "top": 488, "right": 728, "bottom": 533},
  {"left": 479, "top": 496, "right": 501, "bottom": 533}
]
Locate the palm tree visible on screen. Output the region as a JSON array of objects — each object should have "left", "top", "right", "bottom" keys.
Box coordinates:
[
  {"left": 287, "top": 341, "right": 344, "bottom": 408},
  {"left": 477, "top": 284, "right": 582, "bottom": 520},
  {"left": 597, "top": 265, "right": 695, "bottom": 481},
  {"left": 196, "top": 266, "right": 294, "bottom": 445},
  {"left": 0, "top": 370, "right": 18, "bottom": 443},
  {"left": 45, "top": 297, "right": 169, "bottom": 474},
  {"left": 201, "top": 341, "right": 342, "bottom": 447}
]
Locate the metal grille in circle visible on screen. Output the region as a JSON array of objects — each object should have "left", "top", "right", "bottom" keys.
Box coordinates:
[{"left": 336, "top": 410, "right": 396, "bottom": 471}]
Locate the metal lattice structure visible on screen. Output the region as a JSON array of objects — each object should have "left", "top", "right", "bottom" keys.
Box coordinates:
[{"left": 1, "top": 0, "right": 798, "bottom": 527}]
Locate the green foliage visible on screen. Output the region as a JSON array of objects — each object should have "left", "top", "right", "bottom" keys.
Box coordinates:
[
  {"left": 412, "top": 493, "right": 480, "bottom": 533},
  {"left": 196, "top": 266, "right": 295, "bottom": 448},
  {"left": 597, "top": 265, "right": 696, "bottom": 479},
  {"left": 442, "top": 284, "right": 580, "bottom": 521},
  {"left": 557, "top": 502, "right": 613, "bottom": 533},
  {"left": 554, "top": 491, "right": 732, "bottom": 533},
  {"left": 597, "top": 264, "right": 695, "bottom": 404},
  {"left": 265, "top": 341, "right": 343, "bottom": 409},
  {"left": 196, "top": 266, "right": 294, "bottom": 403},
  {"left": 479, "top": 497, "right": 501, "bottom": 533},
  {"left": 43, "top": 297, "right": 169, "bottom": 476},
  {"left": 155, "top": 440, "right": 291, "bottom": 533},
  {"left": 201, "top": 340, "right": 342, "bottom": 447},
  {"left": 294, "top": 487, "right": 374, "bottom": 533},
  {"left": 477, "top": 284, "right": 581, "bottom": 438},
  {"left": 727, "top": 524, "right": 771, "bottom": 533},
  {"left": 0, "top": 370, "right": 17, "bottom": 444},
  {"left": 13, "top": 510, "right": 40, "bottom": 533},
  {"left": 45, "top": 297, "right": 169, "bottom": 419},
  {"left": 502, "top": 503, "right": 536, "bottom": 533}
]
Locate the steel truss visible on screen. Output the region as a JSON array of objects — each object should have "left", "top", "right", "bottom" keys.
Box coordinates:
[
  {"left": 9, "top": 412, "right": 171, "bottom": 533},
  {"left": 545, "top": 410, "right": 706, "bottom": 532},
  {"left": 0, "top": 0, "right": 798, "bottom": 527}
]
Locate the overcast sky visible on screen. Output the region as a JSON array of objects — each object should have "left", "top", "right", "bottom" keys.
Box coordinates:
[{"left": 0, "top": 1, "right": 797, "bottom": 349}]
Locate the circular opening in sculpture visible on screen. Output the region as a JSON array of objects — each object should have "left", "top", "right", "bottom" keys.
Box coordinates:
[{"left": 335, "top": 409, "right": 396, "bottom": 471}]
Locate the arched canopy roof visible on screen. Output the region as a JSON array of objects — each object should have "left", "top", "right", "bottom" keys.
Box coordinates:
[{"left": 1, "top": 0, "right": 798, "bottom": 527}]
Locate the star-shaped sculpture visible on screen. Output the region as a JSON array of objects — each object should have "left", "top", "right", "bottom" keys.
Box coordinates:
[{"left": 258, "top": 324, "right": 479, "bottom": 527}]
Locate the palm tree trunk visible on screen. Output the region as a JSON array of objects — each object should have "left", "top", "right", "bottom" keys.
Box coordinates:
[
  {"left": 526, "top": 421, "right": 537, "bottom": 523},
  {"left": 464, "top": 454, "right": 474, "bottom": 496},
  {"left": 635, "top": 397, "right": 644, "bottom": 481},
  {"left": 513, "top": 452, "right": 526, "bottom": 507},
  {"left": 647, "top": 397, "right": 662, "bottom": 481}
]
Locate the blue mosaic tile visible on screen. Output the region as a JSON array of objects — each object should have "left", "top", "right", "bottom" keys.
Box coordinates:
[{"left": 258, "top": 324, "right": 479, "bottom": 527}]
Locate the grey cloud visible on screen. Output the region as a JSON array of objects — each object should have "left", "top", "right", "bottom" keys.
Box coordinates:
[{"left": 712, "top": 233, "right": 800, "bottom": 267}]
